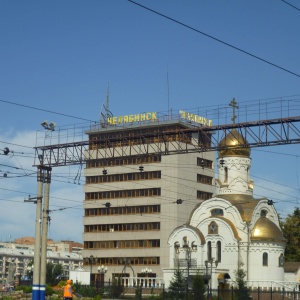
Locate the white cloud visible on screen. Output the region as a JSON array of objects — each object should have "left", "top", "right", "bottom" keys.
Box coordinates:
[{"left": 0, "top": 130, "right": 84, "bottom": 243}]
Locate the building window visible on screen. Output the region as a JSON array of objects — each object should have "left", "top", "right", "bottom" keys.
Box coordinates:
[
  {"left": 84, "top": 222, "right": 160, "bottom": 233},
  {"left": 84, "top": 239, "right": 160, "bottom": 249},
  {"left": 197, "top": 158, "right": 213, "bottom": 169},
  {"left": 207, "top": 241, "right": 212, "bottom": 261},
  {"left": 86, "top": 154, "right": 162, "bottom": 168},
  {"left": 197, "top": 191, "right": 213, "bottom": 200},
  {"left": 84, "top": 256, "right": 160, "bottom": 266},
  {"left": 260, "top": 210, "right": 267, "bottom": 217},
  {"left": 197, "top": 174, "right": 213, "bottom": 185},
  {"left": 86, "top": 171, "right": 161, "bottom": 184},
  {"left": 211, "top": 209, "right": 223, "bottom": 216},
  {"left": 208, "top": 222, "right": 218, "bottom": 234},
  {"left": 85, "top": 188, "right": 161, "bottom": 200},
  {"left": 87, "top": 204, "right": 161, "bottom": 216},
  {"left": 279, "top": 253, "right": 284, "bottom": 267},
  {"left": 224, "top": 167, "right": 228, "bottom": 183},
  {"left": 263, "top": 252, "right": 268, "bottom": 266},
  {"left": 217, "top": 241, "right": 221, "bottom": 262}
]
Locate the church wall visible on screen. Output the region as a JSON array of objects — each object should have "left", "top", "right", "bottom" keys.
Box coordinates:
[{"left": 248, "top": 242, "right": 285, "bottom": 284}]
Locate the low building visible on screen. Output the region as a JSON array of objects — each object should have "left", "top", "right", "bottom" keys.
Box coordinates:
[{"left": 0, "top": 238, "right": 83, "bottom": 284}]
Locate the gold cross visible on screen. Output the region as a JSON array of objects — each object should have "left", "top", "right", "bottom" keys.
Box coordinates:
[{"left": 229, "top": 98, "right": 238, "bottom": 124}]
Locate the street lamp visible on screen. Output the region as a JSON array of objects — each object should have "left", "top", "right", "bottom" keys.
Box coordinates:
[
  {"left": 141, "top": 267, "right": 152, "bottom": 287},
  {"left": 27, "top": 265, "right": 34, "bottom": 278},
  {"left": 141, "top": 267, "right": 152, "bottom": 277},
  {"left": 85, "top": 255, "right": 97, "bottom": 287},
  {"left": 205, "top": 258, "right": 218, "bottom": 298},
  {"left": 98, "top": 265, "right": 108, "bottom": 287},
  {"left": 182, "top": 241, "right": 197, "bottom": 300}
]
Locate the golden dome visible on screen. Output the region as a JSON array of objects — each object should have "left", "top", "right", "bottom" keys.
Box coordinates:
[
  {"left": 251, "top": 217, "right": 286, "bottom": 242},
  {"left": 218, "top": 128, "right": 250, "bottom": 157}
]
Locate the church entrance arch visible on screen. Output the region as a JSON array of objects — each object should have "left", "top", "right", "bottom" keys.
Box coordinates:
[{"left": 218, "top": 273, "right": 231, "bottom": 298}]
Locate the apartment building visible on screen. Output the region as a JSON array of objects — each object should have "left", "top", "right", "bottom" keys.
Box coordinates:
[
  {"left": 0, "top": 238, "right": 83, "bottom": 284},
  {"left": 83, "top": 113, "right": 215, "bottom": 285}
]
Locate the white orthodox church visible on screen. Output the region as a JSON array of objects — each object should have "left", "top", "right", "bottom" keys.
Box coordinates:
[{"left": 163, "top": 128, "right": 290, "bottom": 292}]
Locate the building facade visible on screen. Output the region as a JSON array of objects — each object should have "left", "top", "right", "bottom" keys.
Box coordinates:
[
  {"left": 0, "top": 238, "right": 83, "bottom": 285},
  {"left": 83, "top": 114, "right": 215, "bottom": 285}
]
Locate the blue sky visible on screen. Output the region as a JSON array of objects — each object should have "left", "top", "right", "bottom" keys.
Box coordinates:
[{"left": 0, "top": 0, "right": 300, "bottom": 243}]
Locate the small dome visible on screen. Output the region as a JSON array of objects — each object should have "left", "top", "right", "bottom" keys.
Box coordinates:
[
  {"left": 218, "top": 129, "right": 250, "bottom": 157},
  {"left": 251, "top": 217, "right": 285, "bottom": 242}
]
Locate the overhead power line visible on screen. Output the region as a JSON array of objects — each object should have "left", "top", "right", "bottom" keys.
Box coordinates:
[
  {"left": 128, "top": 0, "right": 300, "bottom": 78},
  {"left": 281, "top": 0, "right": 300, "bottom": 12},
  {"left": 0, "top": 99, "right": 97, "bottom": 123}
]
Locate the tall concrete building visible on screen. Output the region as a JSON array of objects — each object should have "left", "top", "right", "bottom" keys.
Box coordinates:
[{"left": 82, "top": 111, "right": 215, "bottom": 286}]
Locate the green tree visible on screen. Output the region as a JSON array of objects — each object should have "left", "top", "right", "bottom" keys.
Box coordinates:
[
  {"left": 135, "top": 286, "right": 142, "bottom": 300},
  {"left": 168, "top": 268, "right": 186, "bottom": 300},
  {"left": 233, "top": 262, "right": 251, "bottom": 300},
  {"left": 191, "top": 273, "right": 206, "bottom": 300},
  {"left": 281, "top": 207, "right": 300, "bottom": 261},
  {"left": 46, "top": 262, "right": 64, "bottom": 285},
  {"left": 110, "top": 276, "right": 124, "bottom": 298}
]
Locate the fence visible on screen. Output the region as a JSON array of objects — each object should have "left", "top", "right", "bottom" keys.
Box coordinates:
[{"left": 214, "top": 287, "right": 300, "bottom": 300}]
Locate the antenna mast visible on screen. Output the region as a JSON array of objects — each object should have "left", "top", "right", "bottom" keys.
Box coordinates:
[{"left": 100, "top": 85, "right": 112, "bottom": 128}]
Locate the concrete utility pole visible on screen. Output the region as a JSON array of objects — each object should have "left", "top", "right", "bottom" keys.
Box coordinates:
[
  {"left": 40, "top": 167, "right": 52, "bottom": 300},
  {"left": 32, "top": 167, "right": 44, "bottom": 300}
]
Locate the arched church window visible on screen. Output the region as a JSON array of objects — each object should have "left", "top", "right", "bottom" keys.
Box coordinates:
[
  {"left": 211, "top": 209, "right": 224, "bottom": 216},
  {"left": 260, "top": 210, "right": 267, "bottom": 217},
  {"left": 263, "top": 252, "right": 268, "bottom": 266},
  {"left": 207, "top": 241, "right": 212, "bottom": 261},
  {"left": 224, "top": 167, "right": 228, "bottom": 182},
  {"left": 278, "top": 253, "right": 284, "bottom": 267},
  {"left": 208, "top": 221, "right": 218, "bottom": 234},
  {"left": 217, "top": 241, "right": 221, "bottom": 262}
]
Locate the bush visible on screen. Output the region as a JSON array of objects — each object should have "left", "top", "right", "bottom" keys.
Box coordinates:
[
  {"left": 15, "top": 285, "right": 32, "bottom": 293},
  {"left": 46, "top": 285, "right": 55, "bottom": 296}
]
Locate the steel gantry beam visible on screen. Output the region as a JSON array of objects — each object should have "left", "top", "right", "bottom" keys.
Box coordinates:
[{"left": 34, "top": 115, "right": 300, "bottom": 168}]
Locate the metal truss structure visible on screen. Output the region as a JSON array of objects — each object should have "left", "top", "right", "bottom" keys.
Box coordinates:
[{"left": 34, "top": 115, "right": 300, "bottom": 168}]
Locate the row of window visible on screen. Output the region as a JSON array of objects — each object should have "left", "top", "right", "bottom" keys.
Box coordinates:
[
  {"left": 89, "top": 132, "right": 194, "bottom": 149},
  {"left": 84, "top": 257, "right": 160, "bottom": 266},
  {"left": 206, "top": 241, "right": 284, "bottom": 267},
  {"left": 207, "top": 241, "right": 222, "bottom": 262},
  {"left": 263, "top": 253, "right": 284, "bottom": 267},
  {"left": 84, "top": 239, "right": 160, "bottom": 249},
  {"left": 197, "top": 174, "right": 213, "bottom": 185},
  {"left": 84, "top": 222, "right": 160, "bottom": 233},
  {"left": 86, "top": 154, "right": 162, "bottom": 169},
  {"left": 86, "top": 171, "right": 161, "bottom": 184},
  {"left": 197, "top": 190, "right": 213, "bottom": 200},
  {"left": 85, "top": 205, "right": 161, "bottom": 216},
  {"left": 85, "top": 188, "right": 161, "bottom": 200}
]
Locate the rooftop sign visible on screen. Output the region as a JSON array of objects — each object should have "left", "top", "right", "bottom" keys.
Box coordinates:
[
  {"left": 107, "top": 112, "right": 157, "bottom": 125},
  {"left": 179, "top": 110, "right": 212, "bottom": 126}
]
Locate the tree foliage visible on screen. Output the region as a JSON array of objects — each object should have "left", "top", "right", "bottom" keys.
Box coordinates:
[
  {"left": 233, "top": 262, "right": 251, "bottom": 300},
  {"left": 110, "top": 276, "right": 124, "bottom": 298},
  {"left": 191, "top": 273, "right": 206, "bottom": 300},
  {"left": 168, "top": 268, "right": 186, "bottom": 300},
  {"left": 281, "top": 207, "right": 300, "bottom": 261},
  {"left": 46, "top": 262, "right": 64, "bottom": 285}
]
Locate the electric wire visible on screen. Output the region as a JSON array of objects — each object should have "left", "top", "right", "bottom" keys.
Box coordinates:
[
  {"left": 128, "top": 0, "right": 300, "bottom": 78},
  {"left": 281, "top": 0, "right": 300, "bottom": 12},
  {"left": 1, "top": 150, "right": 300, "bottom": 214},
  {"left": 0, "top": 99, "right": 97, "bottom": 123},
  {"left": 2, "top": 149, "right": 298, "bottom": 212}
]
